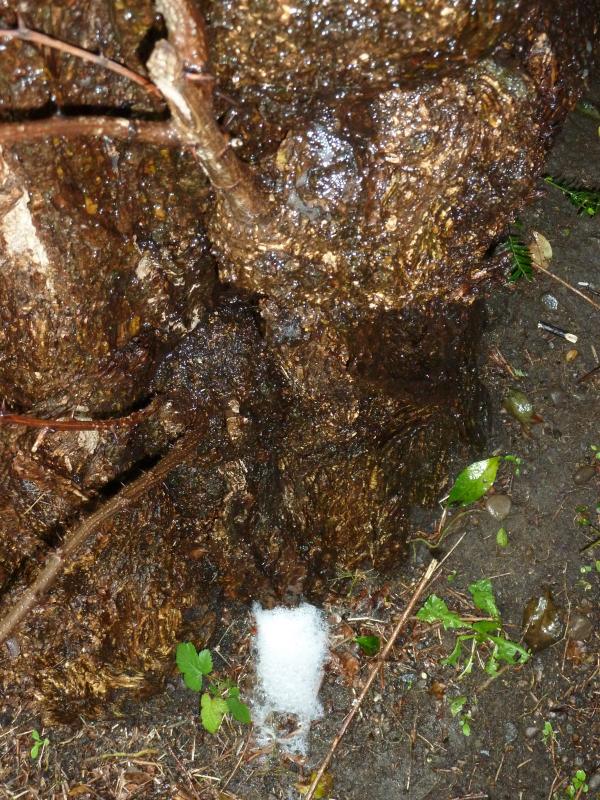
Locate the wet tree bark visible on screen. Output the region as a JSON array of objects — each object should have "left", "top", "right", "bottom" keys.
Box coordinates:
[{"left": 0, "top": 0, "right": 597, "bottom": 720}]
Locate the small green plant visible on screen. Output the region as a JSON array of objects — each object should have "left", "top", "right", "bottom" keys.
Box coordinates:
[
  {"left": 502, "top": 234, "right": 534, "bottom": 281},
  {"left": 542, "top": 720, "right": 556, "bottom": 748},
  {"left": 176, "top": 643, "right": 251, "bottom": 734},
  {"left": 30, "top": 729, "right": 49, "bottom": 760},
  {"left": 446, "top": 455, "right": 521, "bottom": 507},
  {"left": 591, "top": 445, "right": 600, "bottom": 461},
  {"left": 354, "top": 635, "right": 380, "bottom": 656},
  {"left": 545, "top": 176, "right": 600, "bottom": 217},
  {"left": 449, "top": 695, "right": 472, "bottom": 736},
  {"left": 564, "top": 770, "right": 589, "bottom": 798},
  {"left": 416, "top": 579, "right": 530, "bottom": 677},
  {"left": 496, "top": 527, "right": 509, "bottom": 548}
]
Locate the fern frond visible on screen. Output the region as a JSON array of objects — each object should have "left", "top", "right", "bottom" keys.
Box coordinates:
[
  {"left": 501, "top": 234, "right": 533, "bottom": 282},
  {"left": 545, "top": 176, "right": 600, "bottom": 217}
]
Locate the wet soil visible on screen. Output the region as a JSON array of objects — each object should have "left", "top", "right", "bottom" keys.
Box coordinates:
[{"left": 0, "top": 62, "right": 599, "bottom": 800}]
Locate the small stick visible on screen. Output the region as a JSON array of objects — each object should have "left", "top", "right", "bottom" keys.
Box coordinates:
[
  {"left": 0, "top": 23, "right": 161, "bottom": 97},
  {"left": 531, "top": 262, "right": 600, "bottom": 312},
  {"left": 304, "top": 559, "right": 438, "bottom": 800},
  {"left": 0, "top": 117, "right": 183, "bottom": 147},
  {"left": 537, "top": 321, "right": 578, "bottom": 344},
  {"left": 577, "top": 363, "right": 600, "bottom": 384},
  {"left": 0, "top": 428, "right": 204, "bottom": 646},
  {"left": 0, "top": 405, "right": 152, "bottom": 431}
]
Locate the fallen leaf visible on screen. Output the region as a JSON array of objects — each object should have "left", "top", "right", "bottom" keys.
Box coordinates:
[
  {"left": 529, "top": 231, "right": 552, "bottom": 267},
  {"left": 296, "top": 771, "right": 334, "bottom": 798}
]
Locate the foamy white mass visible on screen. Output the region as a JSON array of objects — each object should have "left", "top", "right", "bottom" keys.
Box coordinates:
[{"left": 252, "top": 602, "right": 329, "bottom": 754}]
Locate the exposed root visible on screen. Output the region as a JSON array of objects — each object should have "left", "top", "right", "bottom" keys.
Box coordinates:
[
  {"left": 0, "top": 427, "right": 205, "bottom": 646},
  {"left": 0, "top": 117, "right": 183, "bottom": 147},
  {"left": 0, "top": 405, "right": 153, "bottom": 431}
]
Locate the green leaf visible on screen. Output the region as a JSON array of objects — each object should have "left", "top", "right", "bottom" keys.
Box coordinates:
[
  {"left": 176, "top": 643, "right": 212, "bottom": 692},
  {"left": 545, "top": 176, "right": 600, "bottom": 217},
  {"left": 496, "top": 527, "right": 508, "bottom": 548},
  {"left": 200, "top": 693, "right": 228, "bottom": 734},
  {"left": 468, "top": 579, "right": 500, "bottom": 619},
  {"left": 416, "top": 595, "right": 466, "bottom": 630},
  {"left": 354, "top": 635, "right": 381, "bottom": 656},
  {"left": 471, "top": 620, "right": 500, "bottom": 637},
  {"left": 30, "top": 730, "right": 48, "bottom": 760},
  {"left": 502, "top": 235, "right": 533, "bottom": 282},
  {"left": 442, "top": 637, "right": 466, "bottom": 667},
  {"left": 487, "top": 635, "right": 530, "bottom": 665},
  {"left": 226, "top": 695, "right": 251, "bottom": 724},
  {"left": 447, "top": 458, "right": 500, "bottom": 507},
  {"left": 460, "top": 718, "right": 471, "bottom": 736},
  {"left": 449, "top": 696, "right": 467, "bottom": 716},
  {"left": 484, "top": 652, "right": 499, "bottom": 676},
  {"left": 196, "top": 649, "right": 213, "bottom": 676}
]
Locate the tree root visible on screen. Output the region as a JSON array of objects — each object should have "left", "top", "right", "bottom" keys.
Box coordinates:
[{"left": 0, "top": 427, "right": 205, "bottom": 646}]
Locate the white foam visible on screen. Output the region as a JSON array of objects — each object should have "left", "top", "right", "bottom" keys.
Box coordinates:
[{"left": 252, "top": 603, "right": 329, "bottom": 754}]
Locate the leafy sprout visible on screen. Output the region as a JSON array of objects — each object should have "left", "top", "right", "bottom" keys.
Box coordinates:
[
  {"left": 416, "top": 579, "right": 529, "bottom": 678},
  {"left": 564, "top": 770, "right": 589, "bottom": 798},
  {"left": 176, "top": 643, "right": 251, "bottom": 734},
  {"left": 30, "top": 729, "right": 49, "bottom": 760}
]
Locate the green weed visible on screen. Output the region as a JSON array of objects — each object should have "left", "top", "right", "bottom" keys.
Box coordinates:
[{"left": 176, "top": 643, "right": 251, "bottom": 734}]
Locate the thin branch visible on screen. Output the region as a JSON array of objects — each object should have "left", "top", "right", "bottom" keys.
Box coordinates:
[
  {"left": 304, "top": 559, "right": 439, "bottom": 800},
  {"left": 0, "top": 23, "right": 161, "bottom": 98},
  {"left": 532, "top": 261, "right": 600, "bottom": 312},
  {"left": 147, "top": 36, "right": 269, "bottom": 224},
  {"left": 156, "top": 0, "right": 209, "bottom": 73},
  {"left": 0, "top": 405, "right": 152, "bottom": 431},
  {"left": 0, "top": 117, "right": 184, "bottom": 147},
  {"left": 0, "top": 428, "right": 205, "bottom": 646}
]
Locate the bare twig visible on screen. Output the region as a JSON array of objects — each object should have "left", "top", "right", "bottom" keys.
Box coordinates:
[
  {"left": 0, "top": 428, "right": 205, "bottom": 645},
  {"left": 532, "top": 261, "right": 600, "bottom": 312},
  {"left": 304, "top": 559, "right": 439, "bottom": 800},
  {"left": 0, "top": 117, "right": 182, "bottom": 147},
  {"left": 0, "top": 23, "right": 160, "bottom": 97},
  {"left": 0, "top": 405, "right": 152, "bottom": 431},
  {"left": 146, "top": 38, "right": 268, "bottom": 224}
]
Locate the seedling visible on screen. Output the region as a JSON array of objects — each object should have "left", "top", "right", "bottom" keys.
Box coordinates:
[
  {"left": 30, "top": 729, "right": 49, "bottom": 760},
  {"left": 449, "top": 695, "right": 472, "bottom": 736},
  {"left": 446, "top": 455, "right": 521, "bottom": 507},
  {"left": 496, "top": 527, "right": 509, "bottom": 548},
  {"left": 562, "top": 770, "right": 589, "bottom": 798},
  {"left": 176, "top": 643, "right": 251, "bottom": 734},
  {"left": 542, "top": 720, "right": 556, "bottom": 748},
  {"left": 416, "top": 579, "right": 530, "bottom": 677}
]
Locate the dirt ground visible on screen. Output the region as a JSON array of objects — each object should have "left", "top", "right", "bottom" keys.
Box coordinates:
[{"left": 1, "top": 69, "right": 599, "bottom": 800}]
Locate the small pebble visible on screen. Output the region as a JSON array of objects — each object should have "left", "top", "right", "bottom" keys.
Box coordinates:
[
  {"left": 504, "top": 722, "right": 518, "bottom": 743},
  {"left": 486, "top": 494, "right": 512, "bottom": 521},
  {"left": 573, "top": 465, "right": 596, "bottom": 485},
  {"left": 525, "top": 726, "right": 538, "bottom": 739},
  {"left": 588, "top": 773, "right": 600, "bottom": 791},
  {"left": 568, "top": 613, "right": 594, "bottom": 641},
  {"left": 541, "top": 293, "right": 559, "bottom": 310},
  {"left": 549, "top": 388, "right": 564, "bottom": 407}
]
